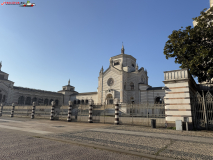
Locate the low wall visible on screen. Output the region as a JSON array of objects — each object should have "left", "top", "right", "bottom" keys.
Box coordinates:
[{"left": 0, "top": 106, "right": 165, "bottom": 127}]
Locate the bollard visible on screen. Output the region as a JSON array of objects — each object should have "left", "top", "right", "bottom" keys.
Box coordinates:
[
  {"left": 114, "top": 98, "right": 119, "bottom": 125},
  {"left": 67, "top": 101, "right": 72, "bottom": 122},
  {"left": 31, "top": 102, "right": 36, "bottom": 119},
  {"left": 0, "top": 103, "right": 3, "bottom": 117},
  {"left": 11, "top": 103, "right": 15, "bottom": 117},
  {"left": 50, "top": 101, "right": 55, "bottom": 120},
  {"left": 88, "top": 99, "right": 93, "bottom": 123}
]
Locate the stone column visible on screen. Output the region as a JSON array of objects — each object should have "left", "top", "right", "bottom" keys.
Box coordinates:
[
  {"left": 114, "top": 98, "right": 119, "bottom": 125},
  {"left": 0, "top": 103, "right": 3, "bottom": 117},
  {"left": 88, "top": 99, "right": 93, "bottom": 123},
  {"left": 50, "top": 101, "right": 55, "bottom": 120},
  {"left": 31, "top": 102, "right": 36, "bottom": 119},
  {"left": 11, "top": 103, "right": 15, "bottom": 117},
  {"left": 67, "top": 100, "right": 72, "bottom": 122}
]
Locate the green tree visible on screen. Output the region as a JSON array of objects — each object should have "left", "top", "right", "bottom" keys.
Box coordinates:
[{"left": 164, "top": 7, "right": 213, "bottom": 83}]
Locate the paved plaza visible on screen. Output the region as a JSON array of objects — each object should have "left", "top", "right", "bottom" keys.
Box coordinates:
[{"left": 0, "top": 116, "right": 213, "bottom": 160}]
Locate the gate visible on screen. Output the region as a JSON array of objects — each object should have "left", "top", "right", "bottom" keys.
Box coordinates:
[{"left": 191, "top": 91, "right": 213, "bottom": 130}]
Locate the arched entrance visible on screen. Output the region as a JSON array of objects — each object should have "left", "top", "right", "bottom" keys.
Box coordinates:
[{"left": 106, "top": 94, "right": 113, "bottom": 104}]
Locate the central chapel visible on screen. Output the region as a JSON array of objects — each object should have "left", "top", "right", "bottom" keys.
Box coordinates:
[{"left": 0, "top": 45, "right": 165, "bottom": 106}]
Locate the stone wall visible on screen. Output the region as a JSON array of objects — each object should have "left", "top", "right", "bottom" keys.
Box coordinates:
[{"left": 163, "top": 69, "right": 197, "bottom": 129}]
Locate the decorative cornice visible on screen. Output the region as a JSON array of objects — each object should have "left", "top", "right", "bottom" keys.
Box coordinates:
[{"left": 111, "top": 54, "right": 136, "bottom": 62}]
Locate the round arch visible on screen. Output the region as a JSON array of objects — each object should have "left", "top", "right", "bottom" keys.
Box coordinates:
[
  {"left": 106, "top": 94, "right": 113, "bottom": 104},
  {"left": 154, "top": 96, "right": 162, "bottom": 104}
]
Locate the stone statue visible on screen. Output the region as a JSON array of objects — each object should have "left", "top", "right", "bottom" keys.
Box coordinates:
[{"left": 68, "top": 79, "right": 70, "bottom": 85}]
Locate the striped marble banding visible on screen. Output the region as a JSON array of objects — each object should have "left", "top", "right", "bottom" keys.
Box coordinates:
[
  {"left": 168, "top": 86, "right": 189, "bottom": 89},
  {"left": 166, "top": 103, "right": 190, "bottom": 105},
  {"left": 165, "top": 91, "right": 189, "bottom": 94},
  {"left": 165, "top": 109, "right": 191, "bottom": 111},
  {"left": 165, "top": 115, "right": 191, "bottom": 117},
  {"left": 164, "top": 97, "right": 190, "bottom": 99},
  {"left": 88, "top": 105, "right": 93, "bottom": 123}
]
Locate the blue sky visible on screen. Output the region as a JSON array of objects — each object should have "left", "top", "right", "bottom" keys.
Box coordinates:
[{"left": 0, "top": 0, "right": 210, "bottom": 93}]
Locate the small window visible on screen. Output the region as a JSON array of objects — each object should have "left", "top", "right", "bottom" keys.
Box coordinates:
[
  {"left": 132, "top": 64, "right": 134, "bottom": 67},
  {"left": 114, "top": 61, "right": 120, "bottom": 66},
  {"left": 130, "top": 82, "right": 134, "bottom": 90},
  {"left": 155, "top": 97, "right": 162, "bottom": 104}
]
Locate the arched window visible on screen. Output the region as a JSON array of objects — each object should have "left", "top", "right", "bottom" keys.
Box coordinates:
[
  {"left": 2, "top": 95, "right": 6, "bottom": 103},
  {"left": 32, "top": 97, "right": 37, "bottom": 103},
  {"left": 106, "top": 94, "right": 113, "bottom": 104},
  {"left": 130, "top": 97, "right": 134, "bottom": 103},
  {"left": 81, "top": 100, "right": 84, "bottom": 104},
  {"left": 49, "top": 99, "right": 53, "bottom": 105},
  {"left": 44, "top": 99, "right": 48, "bottom": 105},
  {"left": 85, "top": 100, "right": 88, "bottom": 104},
  {"left": 25, "top": 97, "right": 31, "bottom": 105},
  {"left": 106, "top": 94, "right": 113, "bottom": 99},
  {"left": 155, "top": 97, "right": 162, "bottom": 104},
  {"left": 124, "top": 82, "right": 126, "bottom": 90},
  {"left": 38, "top": 98, "right": 43, "bottom": 104},
  {"left": 55, "top": 100, "right": 59, "bottom": 106},
  {"left": 130, "top": 82, "right": 134, "bottom": 90},
  {"left": 18, "top": 96, "right": 25, "bottom": 105}
]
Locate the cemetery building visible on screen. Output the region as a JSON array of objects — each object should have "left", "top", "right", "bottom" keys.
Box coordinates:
[{"left": 0, "top": 45, "right": 166, "bottom": 106}]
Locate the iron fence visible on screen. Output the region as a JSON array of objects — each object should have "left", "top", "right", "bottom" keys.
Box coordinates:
[{"left": 191, "top": 90, "right": 213, "bottom": 130}]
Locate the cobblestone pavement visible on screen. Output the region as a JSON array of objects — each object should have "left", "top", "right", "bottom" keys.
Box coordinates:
[
  {"left": 104, "top": 125, "right": 213, "bottom": 138},
  {"left": 49, "top": 130, "right": 213, "bottom": 160},
  {"left": 1, "top": 117, "right": 213, "bottom": 160},
  {"left": 0, "top": 129, "right": 149, "bottom": 160}
]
